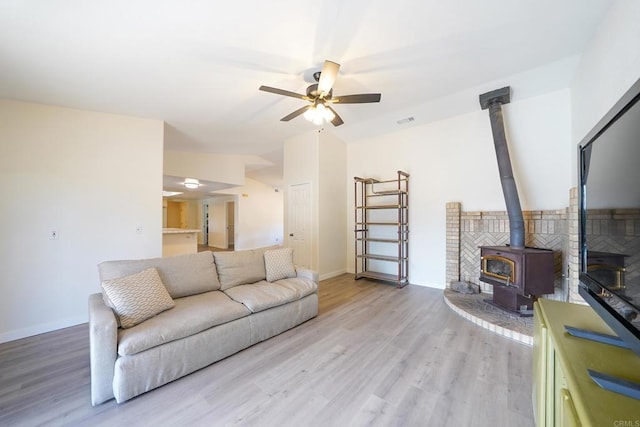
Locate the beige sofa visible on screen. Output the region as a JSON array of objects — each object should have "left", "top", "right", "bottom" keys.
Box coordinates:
[{"left": 89, "top": 247, "right": 318, "bottom": 405}]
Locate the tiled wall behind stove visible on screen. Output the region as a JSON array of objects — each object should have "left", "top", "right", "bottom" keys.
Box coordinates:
[{"left": 457, "top": 209, "right": 570, "bottom": 301}]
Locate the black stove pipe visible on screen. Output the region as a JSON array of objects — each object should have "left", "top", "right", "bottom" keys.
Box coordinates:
[{"left": 479, "top": 86, "right": 525, "bottom": 249}]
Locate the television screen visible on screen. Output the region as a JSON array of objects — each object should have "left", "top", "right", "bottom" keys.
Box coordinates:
[{"left": 579, "top": 79, "right": 640, "bottom": 357}]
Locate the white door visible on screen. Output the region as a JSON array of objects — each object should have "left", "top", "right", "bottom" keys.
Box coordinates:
[{"left": 288, "top": 183, "right": 312, "bottom": 268}]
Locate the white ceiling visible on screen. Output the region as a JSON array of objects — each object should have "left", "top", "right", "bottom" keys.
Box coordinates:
[{"left": 0, "top": 0, "right": 614, "bottom": 187}]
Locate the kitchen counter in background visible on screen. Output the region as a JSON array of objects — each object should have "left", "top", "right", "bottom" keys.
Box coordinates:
[{"left": 162, "top": 228, "right": 200, "bottom": 256}]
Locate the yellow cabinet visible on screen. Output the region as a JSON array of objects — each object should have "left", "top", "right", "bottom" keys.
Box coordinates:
[
  {"left": 533, "top": 299, "right": 640, "bottom": 426},
  {"left": 559, "top": 389, "right": 579, "bottom": 427},
  {"left": 532, "top": 302, "right": 550, "bottom": 425}
]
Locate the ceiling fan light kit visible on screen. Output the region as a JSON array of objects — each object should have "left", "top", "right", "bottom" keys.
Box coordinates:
[
  {"left": 304, "top": 102, "right": 335, "bottom": 125},
  {"left": 259, "top": 60, "right": 381, "bottom": 127}
]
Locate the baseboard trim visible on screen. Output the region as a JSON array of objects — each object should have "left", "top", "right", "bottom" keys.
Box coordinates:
[
  {"left": 0, "top": 316, "right": 86, "bottom": 344},
  {"left": 319, "top": 269, "right": 347, "bottom": 281}
]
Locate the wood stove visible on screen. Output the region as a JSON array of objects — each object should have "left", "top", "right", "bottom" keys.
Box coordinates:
[
  {"left": 480, "top": 246, "right": 555, "bottom": 313},
  {"left": 477, "top": 86, "right": 556, "bottom": 314}
]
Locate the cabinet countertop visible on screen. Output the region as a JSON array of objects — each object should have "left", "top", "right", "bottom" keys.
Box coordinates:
[{"left": 162, "top": 228, "right": 200, "bottom": 234}]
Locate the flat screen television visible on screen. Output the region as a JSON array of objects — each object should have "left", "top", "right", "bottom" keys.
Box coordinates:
[{"left": 578, "top": 78, "right": 640, "bottom": 397}]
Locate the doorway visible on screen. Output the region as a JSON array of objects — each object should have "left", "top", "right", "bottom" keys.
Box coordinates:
[
  {"left": 203, "top": 203, "right": 209, "bottom": 245},
  {"left": 226, "top": 201, "right": 235, "bottom": 250}
]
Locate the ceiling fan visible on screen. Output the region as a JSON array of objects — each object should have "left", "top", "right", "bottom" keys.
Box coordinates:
[{"left": 259, "top": 60, "right": 381, "bottom": 127}]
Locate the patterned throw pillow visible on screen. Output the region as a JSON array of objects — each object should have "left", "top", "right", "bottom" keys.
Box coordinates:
[
  {"left": 101, "top": 268, "right": 175, "bottom": 329},
  {"left": 264, "top": 248, "right": 297, "bottom": 282}
]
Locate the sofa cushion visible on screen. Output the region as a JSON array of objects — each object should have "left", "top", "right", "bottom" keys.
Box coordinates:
[
  {"left": 272, "top": 276, "right": 318, "bottom": 299},
  {"left": 264, "top": 248, "right": 297, "bottom": 282},
  {"left": 223, "top": 281, "right": 299, "bottom": 313},
  {"left": 98, "top": 251, "right": 221, "bottom": 298},
  {"left": 214, "top": 247, "right": 276, "bottom": 290},
  {"left": 101, "top": 268, "right": 175, "bottom": 329},
  {"left": 117, "top": 290, "right": 251, "bottom": 356}
]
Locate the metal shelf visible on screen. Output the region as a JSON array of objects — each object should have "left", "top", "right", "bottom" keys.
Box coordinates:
[
  {"left": 354, "top": 170, "right": 409, "bottom": 288},
  {"left": 367, "top": 190, "right": 408, "bottom": 196},
  {"left": 356, "top": 254, "right": 406, "bottom": 262},
  {"left": 355, "top": 271, "right": 409, "bottom": 287},
  {"left": 355, "top": 237, "right": 406, "bottom": 243},
  {"left": 355, "top": 204, "right": 406, "bottom": 209},
  {"left": 356, "top": 222, "right": 406, "bottom": 226}
]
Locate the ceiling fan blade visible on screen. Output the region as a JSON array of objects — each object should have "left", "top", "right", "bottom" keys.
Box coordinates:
[
  {"left": 327, "top": 106, "right": 344, "bottom": 127},
  {"left": 333, "top": 93, "right": 382, "bottom": 104},
  {"left": 259, "top": 85, "right": 308, "bottom": 100},
  {"left": 281, "top": 105, "right": 311, "bottom": 122},
  {"left": 317, "top": 60, "right": 340, "bottom": 96}
]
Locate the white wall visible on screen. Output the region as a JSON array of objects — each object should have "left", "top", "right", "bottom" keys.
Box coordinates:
[
  {"left": 212, "top": 177, "right": 283, "bottom": 250},
  {"left": 318, "top": 130, "right": 347, "bottom": 279},
  {"left": 164, "top": 150, "right": 246, "bottom": 187},
  {"left": 347, "top": 89, "right": 572, "bottom": 288},
  {"left": 196, "top": 199, "right": 205, "bottom": 244},
  {"left": 0, "top": 99, "right": 163, "bottom": 343}
]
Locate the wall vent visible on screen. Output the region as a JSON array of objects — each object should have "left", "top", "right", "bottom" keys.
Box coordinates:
[{"left": 396, "top": 117, "right": 415, "bottom": 125}]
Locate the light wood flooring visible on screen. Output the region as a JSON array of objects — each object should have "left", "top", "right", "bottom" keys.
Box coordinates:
[
  {"left": 198, "top": 244, "right": 233, "bottom": 252},
  {"left": 0, "top": 275, "right": 534, "bottom": 427}
]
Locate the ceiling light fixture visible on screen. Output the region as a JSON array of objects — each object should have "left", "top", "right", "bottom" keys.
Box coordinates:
[
  {"left": 183, "top": 178, "right": 200, "bottom": 189},
  {"left": 304, "top": 102, "right": 335, "bottom": 125}
]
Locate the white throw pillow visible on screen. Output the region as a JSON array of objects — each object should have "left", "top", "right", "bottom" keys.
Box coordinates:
[
  {"left": 264, "top": 248, "right": 297, "bottom": 282},
  {"left": 101, "top": 267, "right": 175, "bottom": 329}
]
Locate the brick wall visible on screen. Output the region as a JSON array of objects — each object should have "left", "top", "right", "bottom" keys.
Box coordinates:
[
  {"left": 567, "top": 187, "right": 581, "bottom": 303},
  {"left": 445, "top": 202, "right": 461, "bottom": 285},
  {"left": 445, "top": 188, "right": 640, "bottom": 304},
  {"left": 446, "top": 188, "right": 581, "bottom": 303}
]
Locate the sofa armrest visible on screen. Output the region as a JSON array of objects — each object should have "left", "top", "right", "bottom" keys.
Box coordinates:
[
  {"left": 295, "top": 266, "right": 319, "bottom": 283},
  {"left": 89, "top": 293, "right": 118, "bottom": 405}
]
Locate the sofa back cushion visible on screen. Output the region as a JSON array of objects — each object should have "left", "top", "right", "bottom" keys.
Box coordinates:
[
  {"left": 214, "top": 246, "right": 278, "bottom": 290},
  {"left": 98, "top": 251, "right": 220, "bottom": 298}
]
